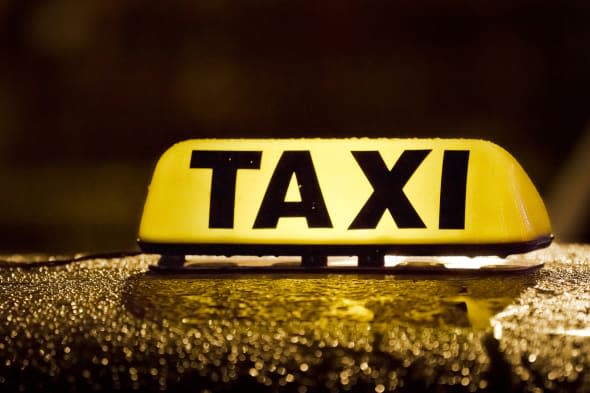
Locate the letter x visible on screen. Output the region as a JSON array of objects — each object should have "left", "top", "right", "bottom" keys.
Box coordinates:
[{"left": 349, "top": 150, "right": 431, "bottom": 229}]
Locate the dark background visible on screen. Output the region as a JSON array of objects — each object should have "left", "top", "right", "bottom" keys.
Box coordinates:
[{"left": 0, "top": 1, "right": 589, "bottom": 253}]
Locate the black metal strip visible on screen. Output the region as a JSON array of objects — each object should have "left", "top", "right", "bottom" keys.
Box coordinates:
[{"left": 138, "top": 234, "right": 553, "bottom": 258}]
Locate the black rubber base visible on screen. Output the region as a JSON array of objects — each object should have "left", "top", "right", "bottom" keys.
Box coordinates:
[
  {"left": 140, "top": 235, "right": 552, "bottom": 274},
  {"left": 139, "top": 235, "right": 553, "bottom": 259}
]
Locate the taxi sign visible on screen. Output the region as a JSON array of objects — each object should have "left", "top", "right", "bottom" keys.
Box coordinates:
[{"left": 138, "top": 138, "right": 552, "bottom": 266}]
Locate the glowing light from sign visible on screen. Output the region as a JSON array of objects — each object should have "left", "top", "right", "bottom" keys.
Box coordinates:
[{"left": 139, "top": 138, "right": 553, "bottom": 258}]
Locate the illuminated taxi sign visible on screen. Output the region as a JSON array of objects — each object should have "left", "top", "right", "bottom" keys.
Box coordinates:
[{"left": 138, "top": 138, "right": 552, "bottom": 257}]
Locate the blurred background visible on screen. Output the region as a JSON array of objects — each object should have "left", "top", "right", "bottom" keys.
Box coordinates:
[{"left": 0, "top": 1, "right": 589, "bottom": 253}]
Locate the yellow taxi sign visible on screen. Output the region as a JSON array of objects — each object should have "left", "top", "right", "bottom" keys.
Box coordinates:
[{"left": 138, "top": 138, "right": 552, "bottom": 258}]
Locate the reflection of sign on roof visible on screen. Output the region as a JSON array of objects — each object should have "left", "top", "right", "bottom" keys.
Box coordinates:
[{"left": 137, "top": 138, "right": 552, "bottom": 264}]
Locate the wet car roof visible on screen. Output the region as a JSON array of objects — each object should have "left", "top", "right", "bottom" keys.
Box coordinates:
[{"left": 0, "top": 243, "right": 588, "bottom": 392}]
